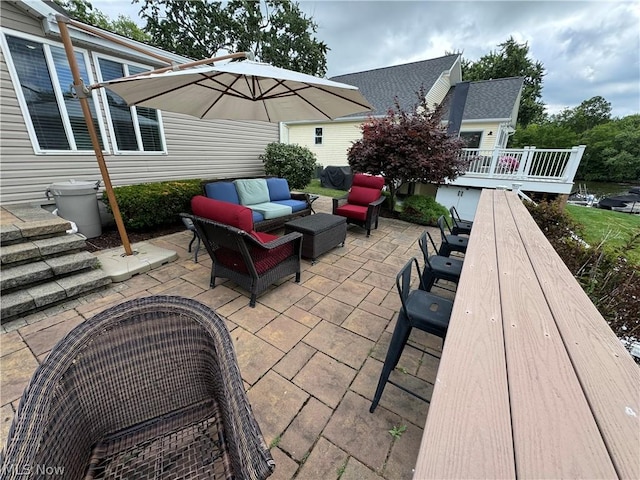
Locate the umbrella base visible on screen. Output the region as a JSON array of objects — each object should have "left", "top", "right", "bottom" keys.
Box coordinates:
[{"left": 96, "top": 242, "right": 178, "bottom": 282}]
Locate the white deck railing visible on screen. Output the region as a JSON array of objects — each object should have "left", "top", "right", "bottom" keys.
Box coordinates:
[{"left": 460, "top": 145, "right": 586, "bottom": 182}]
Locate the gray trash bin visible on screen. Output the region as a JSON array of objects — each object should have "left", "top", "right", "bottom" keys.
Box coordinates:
[{"left": 46, "top": 180, "right": 102, "bottom": 238}]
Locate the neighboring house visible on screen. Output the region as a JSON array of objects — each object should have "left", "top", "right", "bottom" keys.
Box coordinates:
[
  {"left": 282, "top": 54, "right": 524, "bottom": 167},
  {"left": 0, "top": 0, "right": 278, "bottom": 206}
]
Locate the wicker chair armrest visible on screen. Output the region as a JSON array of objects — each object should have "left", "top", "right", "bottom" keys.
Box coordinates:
[
  {"left": 332, "top": 195, "right": 349, "bottom": 212},
  {"left": 369, "top": 196, "right": 386, "bottom": 207},
  {"left": 245, "top": 231, "right": 303, "bottom": 249}
]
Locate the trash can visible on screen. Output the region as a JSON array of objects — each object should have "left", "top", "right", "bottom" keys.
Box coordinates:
[{"left": 46, "top": 180, "right": 102, "bottom": 238}]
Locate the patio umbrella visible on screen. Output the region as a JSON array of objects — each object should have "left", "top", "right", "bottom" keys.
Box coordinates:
[
  {"left": 55, "top": 16, "right": 372, "bottom": 256},
  {"left": 98, "top": 60, "right": 372, "bottom": 122}
]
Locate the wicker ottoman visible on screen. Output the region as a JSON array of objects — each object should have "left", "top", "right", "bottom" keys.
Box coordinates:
[{"left": 285, "top": 213, "right": 347, "bottom": 262}]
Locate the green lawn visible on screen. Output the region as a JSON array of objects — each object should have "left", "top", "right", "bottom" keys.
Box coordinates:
[
  {"left": 565, "top": 204, "right": 640, "bottom": 264},
  {"left": 301, "top": 179, "right": 348, "bottom": 198}
]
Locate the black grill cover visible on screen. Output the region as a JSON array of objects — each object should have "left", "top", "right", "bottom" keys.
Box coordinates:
[{"left": 320, "top": 166, "right": 353, "bottom": 190}]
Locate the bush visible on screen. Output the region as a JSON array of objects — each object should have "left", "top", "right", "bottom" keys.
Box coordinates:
[
  {"left": 525, "top": 200, "right": 640, "bottom": 347},
  {"left": 103, "top": 179, "right": 202, "bottom": 231},
  {"left": 399, "top": 195, "right": 449, "bottom": 226},
  {"left": 260, "top": 142, "right": 317, "bottom": 190}
]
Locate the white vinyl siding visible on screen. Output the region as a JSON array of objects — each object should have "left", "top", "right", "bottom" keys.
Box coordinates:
[
  {"left": 460, "top": 121, "right": 502, "bottom": 150},
  {"left": 0, "top": 3, "right": 279, "bottom": 205},
  {"left": 287, "top": 121, "right": 363, "bottom": 166},
  {"left": 425, "top": 72, "right": 452, "bottom": 108}
]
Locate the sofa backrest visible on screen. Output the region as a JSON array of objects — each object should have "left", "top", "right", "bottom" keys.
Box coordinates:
[
  {"left": 203, "top": 182, "right": 241, "bottom": 204},
  {"left": 234, "top": 179, "right": 270, "bottom": 206},
  {"left": 347, "top": 174, "right": 385, "bottom": 206},
  {"left": 191, "top": 196, "right": 253, "bottom": 232},
  {"left": 266, "top": 178, "right": 291, "bottom": 201}
]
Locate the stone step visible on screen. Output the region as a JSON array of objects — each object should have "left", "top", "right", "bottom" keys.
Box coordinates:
[
  {"left": 1, "top": 205, "right": 71, "bottom": 244},
  {"left": 0, "top": 234, "right": 87, "bottom": 266},
  {"left": 1, "top": 269, "right": 112, "bottom": 321},
  {"left": 1, "top": 251, "right": 100, "bottom": 291}
]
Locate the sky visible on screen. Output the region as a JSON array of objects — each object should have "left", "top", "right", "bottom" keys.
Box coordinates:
[{"left": 93, "top": 0, "right": 640, "bottom": 119}]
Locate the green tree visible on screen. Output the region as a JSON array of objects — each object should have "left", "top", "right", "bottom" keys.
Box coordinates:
[
  {"left": 463, "top": 37, "right": 545, "bottom": 127},
  {"left": 55, "top": 0, "right": 150, "bottom": 42},
  {"left": 552, "top": 96, "right": 612, "bottom": 134},
  {"left": 347, "top": 91, "right": 467, "bottom": 211},
  {"left": 136, "top": 0, "right": 328, "bottom": 76},
  {"left": 576, "top": 115, "right": 640, "bottom": 181},
  {"left": 510, "top": 122, "right": 578, "bottom": 149}
]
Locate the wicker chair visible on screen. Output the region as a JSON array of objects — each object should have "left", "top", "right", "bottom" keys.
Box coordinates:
[
  {"left": 332, "top": 173, "right": 385, "bottom": 237},
  {"left": 183, "top": 197, "right": 302, "bottom": 308},
  {"left": 1, "top": 296, "right": 275, "bottom": 480}
]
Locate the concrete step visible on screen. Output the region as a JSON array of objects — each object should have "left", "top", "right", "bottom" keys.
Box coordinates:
[
  {"left": 1, "top": 269, "right": 112, "bottom": 321},
  {"left": 1, "top": 251, "right": 100, "bottom": 291},
  {"left": 0, "top": 234, "right": 87, "bottom": 266},
  {"left": 1, "top": 205, "right": 71, "bottom": 244}
]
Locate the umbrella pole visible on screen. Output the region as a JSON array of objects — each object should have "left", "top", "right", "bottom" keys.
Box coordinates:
[{"left": 57, "top": 18, "right": 133, "bottom": 256}]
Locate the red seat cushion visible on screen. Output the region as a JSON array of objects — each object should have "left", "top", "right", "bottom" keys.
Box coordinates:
[
  {"left": 216, "top": 240, "right": 293, "bottom": 275},
  {"left": 352, "top": 173, "right": 385, "bottom": 190},
  {"left": 191, "top": 196, "right": 253, "bottom": 232},
  {"left": 335, "top": 203, "right": 369, "bottom": 222}
]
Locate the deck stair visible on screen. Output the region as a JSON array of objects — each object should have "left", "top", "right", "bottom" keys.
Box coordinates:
[{"left": 1, "top": 204, "right": 111, "bottom": 322}]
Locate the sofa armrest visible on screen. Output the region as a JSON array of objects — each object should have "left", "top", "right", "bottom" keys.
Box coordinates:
[
  {"left": 290, "top": 192, "right": 311, "bottom": 206},
  {"left": 247, "top": 231, "right": 303, "bottom": 250}
]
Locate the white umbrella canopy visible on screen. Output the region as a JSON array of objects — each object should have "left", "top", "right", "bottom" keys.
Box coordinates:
[{"left": 100, "top": 60, "right": 373, "bottom": 122}]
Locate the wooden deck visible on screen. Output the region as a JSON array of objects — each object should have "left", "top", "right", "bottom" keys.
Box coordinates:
[{"left": 414, "top": 189, "right": 639, "bottom": 479}]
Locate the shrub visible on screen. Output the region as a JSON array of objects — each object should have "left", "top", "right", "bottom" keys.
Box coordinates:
[
  {"left": 399, "top": 195, "right": 449, "bottom": 226},
  {"left": 260, "top": 142, "right": 317, "bottom": 190},
  {"left": 103, "top": 179, "right": 202, "bottom": 231},
  {"left": 525, "top": 200, "right": 640, "bottom": 348}
]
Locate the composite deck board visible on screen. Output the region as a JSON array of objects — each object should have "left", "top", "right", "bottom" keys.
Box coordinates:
[
  {"left": 415, "top": 189, "right": 635, "bottom": 479},
  {"left": 505, "top": 193, "right": 640, "bottom": 479},
  {"left": 414, "top": 191, "right": 514, "bottom": 478},
  {"left": 493, "top": 191, "right": 617, "bottom": 478}
]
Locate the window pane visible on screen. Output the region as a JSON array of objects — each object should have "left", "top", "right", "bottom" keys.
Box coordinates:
[
  {"left": 5, "top": 35, "right": 69, "bottom": 150},
  {"left": 50, "top": 46, "right": 103, "bottom": 150},
  {"left": 128, "top": 65, "right": 163, "bottom": 151},
  {"left": 99, "top": 58, "right": 138, "bottom": 151},
  {"left": 460, "top": 131, "right": 482, "bottom": 149}
]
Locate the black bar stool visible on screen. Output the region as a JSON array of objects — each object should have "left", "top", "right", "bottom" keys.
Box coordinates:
[
  {"left": 449, "top": 206, "right": 473, "bottom": 235},
  {"left": 418, "top": 230, "right": 463, "bottom": 292},
  {"left": 437, "top": 216, "right": 468, "bottom": 257},
  {"left": 370, "top": 258, "right": 453, "bottom": 413}
]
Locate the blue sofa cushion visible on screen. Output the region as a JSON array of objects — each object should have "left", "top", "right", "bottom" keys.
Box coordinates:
[
  {"left": 250, "top": 202, "right": 292, "bottom": 219},
  {"left": 235, "top": 179, "right": 270, "bottom": 205},
  {"left": 204, "top": 182, "right": 240, "bottom": 204},
  {"left": 272, "top": 199, "right": 308, "bottom": 213},
  {"left": 252, "top": 210, "right": 265, "bottom": 223},
  {"left": 266, "top": 178, "right": 291, "bottom": 201}
]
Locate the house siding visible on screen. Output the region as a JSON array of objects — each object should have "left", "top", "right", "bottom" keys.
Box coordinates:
[
  {"left": 286, "top": 121, "right": 362, "bottom": 167},
  {"left": 425, "top": 72, "right": 451, "bottom": 108},
  {"left": 460, "top": 121, "right": 502, "bottom": 150},
  {"left": 0, "top": 2, "right": 278, "bottom": 205}
]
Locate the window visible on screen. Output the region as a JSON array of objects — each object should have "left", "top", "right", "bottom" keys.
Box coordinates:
[
  {"left": 314, "top": 127, "right": 323, "bottom": 145},
  {"left": 497, "top": 127, "right": 509, "bottom": 148},
  {"left": 2, "top": 32, "right": 105, "bottom": 152},
  {"left": 459, "top": 131, "right": 482, "bottom": 149},
  {"left": 96, "top": 57, "right": 165, "bottom": 153}
]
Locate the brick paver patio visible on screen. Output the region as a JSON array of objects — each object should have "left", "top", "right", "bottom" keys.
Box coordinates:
[{"left": 1, "top": 197, "right": 454, "bottom": 479}]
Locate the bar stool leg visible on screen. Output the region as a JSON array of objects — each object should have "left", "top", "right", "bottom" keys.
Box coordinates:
[{"left": 370, "top": 313, "right": 412, "bottom": 413}]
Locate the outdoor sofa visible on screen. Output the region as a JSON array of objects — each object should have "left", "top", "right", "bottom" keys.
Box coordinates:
[{"left": 201, "top": 177, "right": 312, "bottom": 231}]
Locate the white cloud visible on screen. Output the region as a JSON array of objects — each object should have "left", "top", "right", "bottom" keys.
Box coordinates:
[{"left": 92, "top": 0, "right": 640, "bottom": 117}]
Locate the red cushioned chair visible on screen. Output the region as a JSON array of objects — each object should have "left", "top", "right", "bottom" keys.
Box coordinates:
[
  {"left": 182, "top": 196, "right": 303, "bottom": 307},
  {"left": 332, "top": 173, "right": 385, "bottom": 237}
]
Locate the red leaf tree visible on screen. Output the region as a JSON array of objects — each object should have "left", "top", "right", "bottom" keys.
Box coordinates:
[{"left": 347, "top": 90, "right": 468, "bottom": 210}]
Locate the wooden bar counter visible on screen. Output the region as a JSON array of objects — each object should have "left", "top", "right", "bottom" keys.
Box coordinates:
[{"left": 414, "top": 189, "right": 639, "bottom": 479}]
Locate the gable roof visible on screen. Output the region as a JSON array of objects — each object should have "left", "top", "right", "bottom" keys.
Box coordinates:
[
  {"left": 441, "top": 77, "right": 525, "bottom": 121},
  {"left": 329, "top": 54, "right": 459, "bottom": 117}
]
